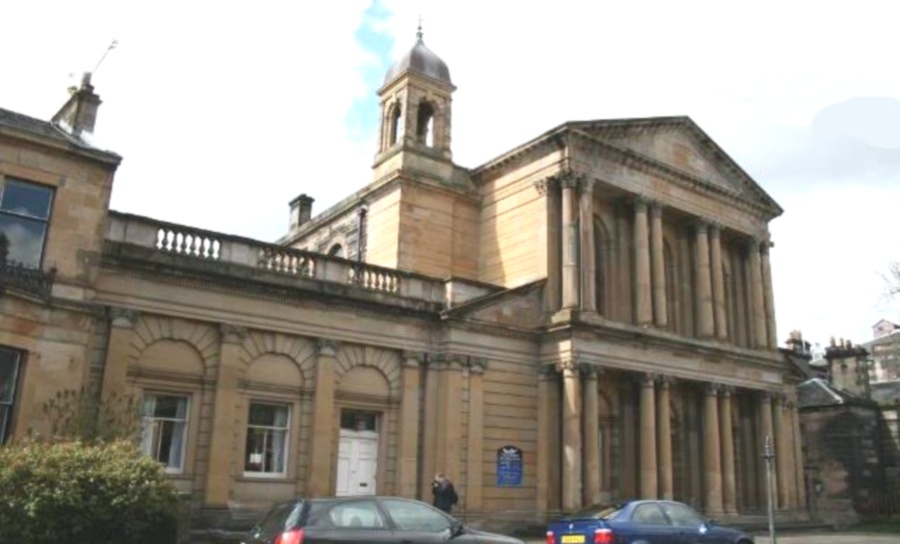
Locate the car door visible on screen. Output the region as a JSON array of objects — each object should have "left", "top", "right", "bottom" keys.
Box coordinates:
[
  {"left": 378, "top": 498, "right": 461, "bottom": 544},
  {"left": 617, "top": 502, "right": 679, "bottom": 544},
  {"left": 303, "top": 499, "right": 394, "bottom": 543},
  {"left": 658, "top": 502, "right": 723, "bottom": 544}
]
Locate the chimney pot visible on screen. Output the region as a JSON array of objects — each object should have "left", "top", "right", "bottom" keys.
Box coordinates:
[
  {"left": 52, "top": 71, "right": 102, "bottom": 138},
  {"left": 289, "top": 194, "right": 315, "bottom": 230}
]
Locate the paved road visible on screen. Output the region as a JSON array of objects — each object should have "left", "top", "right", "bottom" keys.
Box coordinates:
[{"left": 526, "top": 534, "right": 900, "bottom": 544}]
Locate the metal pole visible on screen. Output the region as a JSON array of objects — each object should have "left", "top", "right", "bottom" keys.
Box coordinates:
[{"left": 764, "top": 435, "right": 777, "bottom": 544}]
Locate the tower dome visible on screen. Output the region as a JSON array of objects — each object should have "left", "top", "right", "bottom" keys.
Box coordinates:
[{"left": 383, "top": 27, "right": 451, "bottom": 86}]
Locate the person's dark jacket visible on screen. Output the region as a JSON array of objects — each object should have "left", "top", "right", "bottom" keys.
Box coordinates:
[{"left": 432, "top": 479, "right": 458, "bottom": 513}]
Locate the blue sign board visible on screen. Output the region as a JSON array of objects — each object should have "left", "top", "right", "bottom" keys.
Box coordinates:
[{"left": 496, "top": 445, "right": 523, "bottom": 487}]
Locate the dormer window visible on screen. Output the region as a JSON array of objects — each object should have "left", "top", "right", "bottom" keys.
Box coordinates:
[
  {"left": 0, "top": 178, "right": 54, "bottom": 268},
  {"left": 416, "top": 101, "right": 435, "bottom": 147}
]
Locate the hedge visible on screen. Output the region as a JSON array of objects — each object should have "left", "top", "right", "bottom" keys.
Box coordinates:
[{"left": 0, "top": 439, "right": 180, "bottom": 544}]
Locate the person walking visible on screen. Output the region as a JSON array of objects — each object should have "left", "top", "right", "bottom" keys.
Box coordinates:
[{"left": 431, "top": 472, "right": 458, "bottom": 514}]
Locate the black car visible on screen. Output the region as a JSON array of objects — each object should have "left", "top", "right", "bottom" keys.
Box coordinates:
[
  {"left": 546, "top": 500, "right": 754, "bottom": 544},
  {"left": 241, "top": 496, "right": 525, "bottom": 544}
]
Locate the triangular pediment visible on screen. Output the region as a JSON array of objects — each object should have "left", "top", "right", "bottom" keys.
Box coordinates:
[
  {"left": 571, "top": 117, "right": 781, "bottom": 215},
  {"left": 443, "top": 281, "right": 545, "bottom": 330}
]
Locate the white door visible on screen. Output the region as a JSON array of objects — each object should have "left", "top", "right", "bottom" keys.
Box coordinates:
[{"left": 336, "top": 429, "right": 378, "bottom": 496}]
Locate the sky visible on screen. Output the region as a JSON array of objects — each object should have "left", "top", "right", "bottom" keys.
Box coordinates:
[{"left": 1, "top": 0, "right": 898, "bottom": 351}]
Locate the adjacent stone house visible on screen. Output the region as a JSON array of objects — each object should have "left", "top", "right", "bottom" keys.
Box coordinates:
[{"left": 1, "top": 31, "right": 806, "bottom": 528}]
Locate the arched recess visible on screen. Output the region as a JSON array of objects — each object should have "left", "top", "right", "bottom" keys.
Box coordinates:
[
  {"left": 328, "top": 244, "right": 344, "bottom": 258},
  {"left": 388, "top": 102, "right": 402, "bottom": 147},
  {"left": 416, "top": 100, "right": 435, "bottom": 147},
  {"left": 237, "top": 332, "right": 316, "bottom": 383},
  {"left": 593, "top": 216, "right": 614, "bottom": 317},
  {"left": 128, "top": 316, "right": 219, "bottom": 375},
  {"left": 335, "top": 345, "right": 402, "bottom": 400},
  {"left": 134, "top": 339, "right": 205, "bottom": 377}
]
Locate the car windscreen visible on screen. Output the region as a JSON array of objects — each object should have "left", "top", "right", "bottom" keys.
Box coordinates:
[{"left": 571, "top": 504, "right": 624, "bottom": 520}]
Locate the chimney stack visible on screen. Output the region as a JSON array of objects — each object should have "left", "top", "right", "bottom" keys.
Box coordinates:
[
  {"left": 52, "top": 72, "right": 102, "bottom": 138},
  {"left": 289, "top": 194, "right": 315, "bottom": 231}
]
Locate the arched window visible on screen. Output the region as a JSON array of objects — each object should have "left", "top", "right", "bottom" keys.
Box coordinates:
[
  {"left": 388, "top": 103, "right": 402, "bottom": 146},
  {"left": 328, "top": 244, "right": 344, "bottom": 258},
  {"left": 416, "top": 101, "right": 435, "bottom": 147}
]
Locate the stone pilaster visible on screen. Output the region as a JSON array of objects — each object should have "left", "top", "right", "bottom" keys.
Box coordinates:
[
  {"left": 749, "top": 239, "right": 768, "bottom": 348},
  {"left": 436, "top": 354, "right": 464, "bottom": 485},
  {"left": 561, "top": 173, "right": 581, "bottom": 309},
  {"left": 695, "top": 222, "right": 715, "bottom": 338},
  {"left": 466, "top": 358, "right": 486, "bottom": 513},
  {"left": 420, "top": 355, "right": 441, "bottom": 500},
  {"left": 536, "top": 366, "right": 556, "bottom": 515},
  {"left": 101, "top": 308, "right": 139, "bottom": 401},
  {"left": 634, "top": 198, "right": 653, "bottom": 325},
  {"left": 398, "top": 351, "right": 422, "bottom": 499},
  {"left": 579, "top": 178, "right": 597, "bottom": 313},
  {"left": 710, "top": 224, "right": 728, "bottom": 339},
  {"left": 774, "top": 396, "right": 790, "bottom": 510},
  {"left": 719, "top": 386, "right": 737, "bottom": 514},
  {"left": 704, "top": 384, "right": 723, "bottom": 514},
  {"left": 205, "top": 324, "right": 246, "bottom": 506},
  {"left": 307, "top": 339, "right": 338, "bottom": 497},
  {"left": 761, "top": 241, "right": 778, "bottom": 350},
  {"left": 656, "top": 376, "right": 673, "bottom": 500},
  {"left": 639, "top": 373, "right": 658, "bottom": 498},
  {"left": 582, "top": 367, "right": 601, "bottom": 506},
  {"left": 650, "top": 203, "right": 668, "bottom": 327},
  {"left": 558, "top": 359, "right": 583, "bottom": 512},
  {"left": 791, "top": 402, "right": 807, "bottom": 511}
]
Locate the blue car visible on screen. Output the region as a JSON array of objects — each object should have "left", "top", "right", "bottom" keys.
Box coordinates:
[{"left": 546, "top": 500, "right": 754, "bottom": 544}]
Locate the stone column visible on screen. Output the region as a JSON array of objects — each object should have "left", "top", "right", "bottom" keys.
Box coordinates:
[
  {"left": 559, "top": 359, "right": 583, "bottom": 512},
  {"left": 650, "top": 203, "right": 668, "bottom": 327},
  {"left": 710, "top": 224, "right": 728, "bottom": 339},
  {"left": 307, "top": 339, "right": 338, "bottom": 497},
  {"left": 634, "top": 198, "right": 653, "bottom": 325},
  {"left": 420, "top": 357, "right": 441, "bottom": 499},
  {"left": 579, "top": 178, "right": 597, "bottom": 313},
  {"left": 759, "top": 392, "right": 775, "bottom": 507},
  {"left": 639, "top": 373, "right": 658, "bottom": 498},
  {"left": 437, "top": 356, "right": 464, "bottom": 485},
  {"left": 761, "top": 241, "right": 778, "bottom": 350},
  {"left": 748, "top": 239, "right": 768, "bottom": 348},
  {"left": 561, "top": 173, "right": 580, "bottom": 309},
  {"left": 695, "top": 222, "right": 715, "bottom": 338},
  {"left": 657, "top": 377, "right": 673, "bottom": 500},
  {"left": 466, "top": 358, "right": 486, "bottom": 513},
  {"left": 704, "top": 384, "right": 723, "bottom": 514},
  {"left": 537, "top": 178, "right": 562, "bottom": 314},
  {"left": 205, "top": 324, "right": 246, "bottom": 506},
  {"left": 792, "top": 402, "right": 807, "bottom": 511},
  {"left": 536, "top": 366, "right": 555, "bottom": 515},
  {"left": 774, "top": 396, "right": 790, "bottom": 510},
  {"left": 398, "top": 352, "right": 422, "bottom": 499},
  {"left": 101, "top": 308, "right": 139, "bottom": 401},
  {"left": 719, "top": 387, "right": 737, "bottom": 514},
  {"left": 582, "top": 367, "right": 601, "bottom": 506}
]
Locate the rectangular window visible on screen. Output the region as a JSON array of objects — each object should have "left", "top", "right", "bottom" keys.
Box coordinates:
[
  {"left": 0, "top": 178, "right": 54, "bottom": 268},
  {"left": 140, "top": 394, "right": 189, "bottom": 473},
  {"left": 245, "top": 402, "right": 289, "bottom": 476},
  {"left": 0, "top": 347, "right": 23, "bottom": 444}
]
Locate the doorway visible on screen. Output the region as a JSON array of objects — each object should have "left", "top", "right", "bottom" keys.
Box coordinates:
[{"left": 336, "top": 409, "right": 379, "bottom": 497}]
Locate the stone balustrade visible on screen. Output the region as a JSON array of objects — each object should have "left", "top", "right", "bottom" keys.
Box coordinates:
[{"left": 106, "top": 211, "right": 444, "bottom": 304}]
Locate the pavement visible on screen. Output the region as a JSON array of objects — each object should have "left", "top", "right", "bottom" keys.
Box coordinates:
[{"left": 523, "top": 535, "right": 900, "bottom": 544}]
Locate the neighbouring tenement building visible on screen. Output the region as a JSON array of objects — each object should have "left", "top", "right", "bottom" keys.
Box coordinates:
[{"left": 0, "top": 31, "right": 807, "bottom": 527}]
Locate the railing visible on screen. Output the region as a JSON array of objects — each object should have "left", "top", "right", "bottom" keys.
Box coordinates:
[
  {"left": 106, "top": 211, "right": 444, "bottom": 304},
  {"left": 0, "top": 260, "right": 55, "bottom": 300}
]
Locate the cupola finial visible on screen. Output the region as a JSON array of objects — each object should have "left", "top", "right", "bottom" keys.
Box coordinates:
[{"left": 416, "top": 16, "right": 424, "bottom": 41}]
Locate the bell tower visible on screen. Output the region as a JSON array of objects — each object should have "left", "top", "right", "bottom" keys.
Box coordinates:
[{"left": 373, "top": 25, "right": 456, "bottom": 181}]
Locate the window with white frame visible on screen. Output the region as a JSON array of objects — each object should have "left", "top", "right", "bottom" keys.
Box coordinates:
[
  {"left": 0, "top": 346, "right": 23, "bottom": 444},
  {"left": 245, "top": 402, "right": 289, "bottom": 476},
  {"left": 0, "top": 178, "right": 54, "bottom": 268},
  {"left": 140, "top": 394, "right": 189, "bottom": 472}
]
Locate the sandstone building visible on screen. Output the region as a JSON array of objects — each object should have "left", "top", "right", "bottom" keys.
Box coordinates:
[{"left": 0, "top": 31, "right": 807, "bottom": 526}]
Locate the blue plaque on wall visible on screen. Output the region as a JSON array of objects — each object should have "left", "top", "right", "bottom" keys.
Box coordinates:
[{"left": 496, "top": 445, "right": 523, "bottom": 487}]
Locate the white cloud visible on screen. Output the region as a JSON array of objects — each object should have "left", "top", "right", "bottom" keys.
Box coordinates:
[{"left": 2, "top": 0, "right": 898, "bottom": 347}]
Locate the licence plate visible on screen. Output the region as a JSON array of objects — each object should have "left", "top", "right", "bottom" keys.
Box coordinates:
[{"left": 561, "top": 536, "right": 585, "bottom": 544}]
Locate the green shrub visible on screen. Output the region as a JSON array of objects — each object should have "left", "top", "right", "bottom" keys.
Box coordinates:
[{"left": 0, "top": 439, "right": 180, "bottom": 544}]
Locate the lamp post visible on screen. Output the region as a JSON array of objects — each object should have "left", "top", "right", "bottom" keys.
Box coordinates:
[{"left": 764, "top": 435, "right": 777, "bottom": 544}]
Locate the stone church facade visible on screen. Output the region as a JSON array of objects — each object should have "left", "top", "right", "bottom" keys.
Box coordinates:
[{"left": 0, "top": 32, "right": 806, "bottom": 527}]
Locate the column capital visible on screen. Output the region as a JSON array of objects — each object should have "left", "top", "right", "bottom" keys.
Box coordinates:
[
  {"left": 719, "top": 385, "right": 735, "bottom": 397},
  {"left": 649, "top": 201, "right": 664, "bottom": 219},
  {"left": 468, "top": 356, "right": 488, "bottom": 374},
  {"left": 555, "top": 358, "right": 580, "bottom": 374},
  {"left": 316, "top": 338, "right": 339, "bottom": 357},
  {"left": 745, "top": 235, "right": 766, "bottom": 252},
  {"left": 633, "top": 194, "right": 651, "bottom": 212},
  {"left": 402, "top": 350, "right": 425, "bottom": 367},
  {"left": 220, "top": 323, "right": 248, "bottom": 344},
  {"left": 553, "top": 167, "right": 586, "bottom": 189},
  {"left": 533, "top": 176, "right": 558, "bottom": 196},
  {"left": 704, "top": 382, "right": 722, "bottom": 396},
  {"left": 582, "top": 365, "right": 602, "bottom": 379},
  {"left": 641, "top": 372, "right": 658, "bottom": 388},
  {"left": 692, "top": 219, "right": 710, "bottom": 234},
  {"left": 538, "top": 364, "right": 558, "bottom": 381},
  {"left": 578, "top": 176, "right": 596, "bottom": 194},
  {"left": 708, "top": 221, "right": 723, "bottom": 236},
  {"left": 655, "top": 374, "right": 675, "bottom": 389},
  {"left": 109, "top": 307, "right": 139, "bottom": 329}
]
